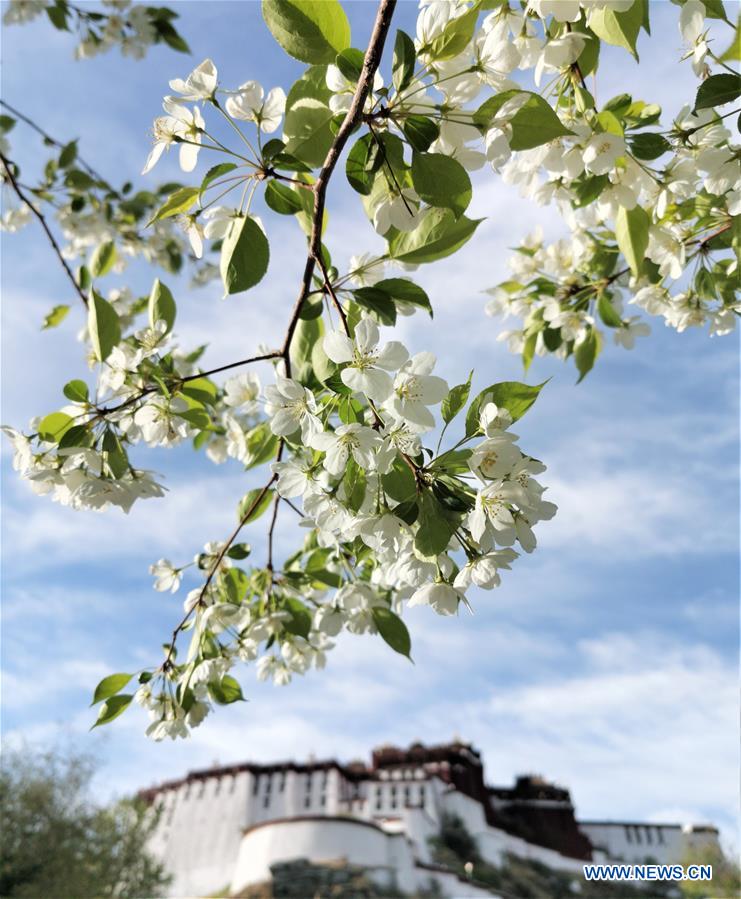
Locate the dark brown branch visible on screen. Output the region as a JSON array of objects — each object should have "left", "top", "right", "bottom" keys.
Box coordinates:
[
  {"left": 1, "top": 151, "right": 89, "bottom": 307},
  {"left": 0, "top": 99, "right": 106, "bottom": 183},
  {"left": 280, "top": 0, "right": 397, "bottom": 374},
  {"left": 161, "top": 0, "right": 398, "bottom": 665},
  {"left": 266, "top": 493, "right": 282, "bottom": 574}
]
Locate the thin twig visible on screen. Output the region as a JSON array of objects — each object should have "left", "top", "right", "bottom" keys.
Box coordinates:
[
  {"left": 280, "top": 0, "right": 398, "bottom": 373},
  {"left": 162, "top": 474, "right": 278, "bottom": 672},
  {"left": 1, "top": 151, "right": 89, "bottom": 307},
  {"left": 314, "top": 251, "right": 350, "bottom": 335},
  {"left": 94, "top": 351, "right": 283, "bottom": 418},
  {"left": 0, "top": 98, "right": 106, "bottom": 182},
  {"left": 367, "top": 119, "right": 414, "bottom": 216}
]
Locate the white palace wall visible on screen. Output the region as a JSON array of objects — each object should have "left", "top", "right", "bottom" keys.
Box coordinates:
[
  {"left": 140, "top": 743, "right": 721, "bottom": 897},
  {"left": 580, "top": 822, "right": 720, "bottom": 864}
]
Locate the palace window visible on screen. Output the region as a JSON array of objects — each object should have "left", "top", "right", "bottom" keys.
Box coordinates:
[{"left": 252, "top": 776, "right": 260, "bottom": 796}]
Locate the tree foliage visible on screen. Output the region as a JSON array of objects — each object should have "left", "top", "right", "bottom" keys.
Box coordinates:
[
  {"left": 0, "top": 744, "right": 171, "bottom": 898},
  {"left": 0, "top": 0, "right": 738, "bottom": 739}
]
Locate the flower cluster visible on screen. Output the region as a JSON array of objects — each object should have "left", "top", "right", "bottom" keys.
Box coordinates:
[
  {"left": 128, "top": 320, "right": 554, "bottom": 740},
  {"left": 3, "top": 0, "right": 189, "bottom": 61},
  {"left": 473, "top": 2, "right": 740, "bottom": 374},
  {"left": 5, "top": 0, "right": 737, "bottom": 738}
]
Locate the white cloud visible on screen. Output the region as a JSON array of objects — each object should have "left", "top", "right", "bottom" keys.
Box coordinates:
[{"left": 462, "top": 632, "right": 738, "bottom": 838}]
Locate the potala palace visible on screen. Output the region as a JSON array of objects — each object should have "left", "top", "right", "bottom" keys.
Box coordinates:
[{"left": 139, "top": 740, "right": 719, "bottom": 898}]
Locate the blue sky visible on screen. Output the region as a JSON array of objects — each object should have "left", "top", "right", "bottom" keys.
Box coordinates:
[{"left": 1, "top": 0, "right": 739, "bottom": 852}]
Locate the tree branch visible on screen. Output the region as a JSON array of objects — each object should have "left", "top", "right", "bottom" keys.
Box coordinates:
[
  {"left": 1, "top": 151, "right": 89, "bottom": 307},
  {"left": 280, "top": 0, "right": 397, "bottom": 373},
  {"left": 0, "top": 98, "right": 106, "bottom": 183},
  {"left": 314, "top": 251, "right": 350, "bottom": 335},
  {"left": 161, "top": 474, "right": 278, "bottom": 672},
  {"left": 160, "top": 0, "right": 398, "bottom": 668}
]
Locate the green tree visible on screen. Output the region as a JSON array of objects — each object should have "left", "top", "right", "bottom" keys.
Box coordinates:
[
  {"left": 0, "top": 744, "right": 170, "bottom": 899},
  {"left": 679, "top": 844, "right": 740, "bottom": 899}
]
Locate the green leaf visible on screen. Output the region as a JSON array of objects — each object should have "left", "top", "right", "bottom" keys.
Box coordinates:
[
  {"left": 336, "top": 47, "right": 364, "bottom": 82},
  {"left": 441, "top": 371, "right": 473, "bottom": 424},
  {"left": 628, "top": 132, "right": 671, "bottom": 160},
  {"left": 91, "top": 673, "right": 133, "bottom": 706},
  {"left": 574, "top": 327, "right": 601, "bottom": 382},
  {"left": 58, "top": 424, "right": 91, "bottom": 450},
  {"left": 290, "top": 316, "right": 323, "bottom": 386},
  {"left": 63, "top": 379, "right": 89, "bottom": 403},
  {"left": 576, "top": 28, "right": 601, "bottom": 78},
  {"left": 102, "top": 429, "right": 129, "bottom": 479},
  {"left": 88, "top": 289, "right": 121, "bottom": 362},
  {"left": 261, "top": 0, "right": 351, "bottom": 64},
  {"left": 522, "top": 330, "right": 538, "bottom": 373},
  {"left": 244, "top": 423, "right": 280, "bottom": 469},
  {"left": 414, "top": 493, "right": 458, "bottom": 557},
  {"left": 177, "top": 407, "right": 211, "bottom": 429},
  {"left": 615, "top": 204, "right": 649, "bottom": 278},
  {"left": 401, "top": 116, "right": 440, "bottom": 153},
  {"left": 227, "top": 543, "right": 251, "bottom": 560},
  {"left": 411, "top": 152, "right": 471, "bottom": 217},
  {"left": 42, "top": 304, "right": 70, "bottom": 330},
  {"left": 148, "top": 278, "right": 176, "bottom": 332},
  {"left": 343, "top": 457, "right": 366, "bottom": 512},
  {"left": 208, "top": 675, "right": 245, "bottom": 704},
  {"left": 265, "top": 180, "right": 304, "bottom": 215},
  {"left": 220, "top": 215, "right": 270, "bottom": 296},
  {"left": 425, "top": 2, "right": 480, "bottom": 60},
  {"left": 382, "top": 457, "right": 416, "bottom": 502},
  {"left": 90, "top": 241, "right": 116, "bottom": 279},
  {"left": 149, "top": 186, "right": 199, "bottom": 225},
  {"left": 91, "top": 694, "right": 133, "bottom": 728},
  {"left": 374, "top": 278, "right": 432, "bottom": 316},
  {"left": 238, "top": 486, "right": 274, "bottom": 523},
  {"left": 200, "top": 162, "right": 237, "bottom": 198},
  {"left": 346, "top": 133, "right": 377, "bottom": 195},
  {"left": 352, "top": 287, "right": 396, "bottom": 325},
  {"left": 508, "top": 93, "right": 573, "bottom": 151},
  {"left": 284, "top": 99, "right": 335, "bottom": 169},
  {"left": 282, "top": 597, "right": 313, "bottom": 638},
  {"left": 180, "top": 377, "right": 218, "bottom": 406},
  {"left": 571, "top": 173, "right": 609, "bottom": 208},
  {"left": 37, "top": 411, "right": 74, "bottom": 443},
  {"left": 389, "top": 209, "right": 482, "bottom": 265},
  {"left": 597, "top": 293, "right": 624, "bottom": 328},
  {"left": 281, "top": 67, "right": 336, "bottom": 170},
  {"left": 392, "top": 29, "right": 416, "bottom": 93},
  {"left": 46, "top": 2, "right": 70, "bottom": 30},
  {"left": 589, "top": 0, "right": 644, "bottom": 58},
  {"left": 58, "top": 140, "right": 77, "bottom": 168},
  {"left": 465, "top": 381, "right": 546, "bottom": 436},
  {"left": 694, "top": 74, "right": 741, "bottom": 110},
  {"left": 372, "top": 606, "right": 412, "bottom": 659},
  {"left": 473, "top": 89, "right": 520, "bottom": 129}
]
